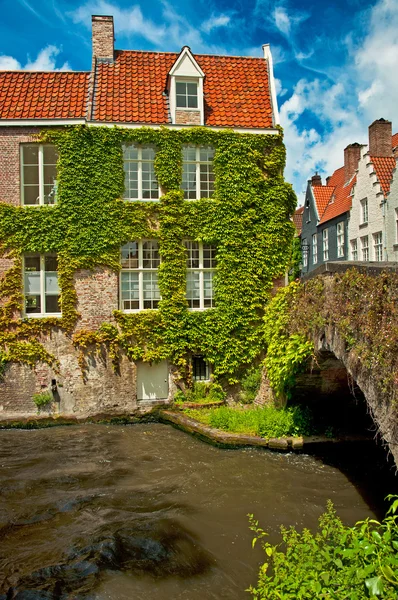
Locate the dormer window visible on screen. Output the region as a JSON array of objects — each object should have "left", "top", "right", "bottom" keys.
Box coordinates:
[{"left": 176, "top": 81, "right": 198, "bottom": 109}]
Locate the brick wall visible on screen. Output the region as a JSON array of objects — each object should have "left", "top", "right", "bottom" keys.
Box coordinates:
[
  {"left": 92, "top": 15, "right": 114, "bottom": 61},
  {"left": 0, "top": 127, "right": 39, "bottom": 206},
  {"left": 175, "top": 110, "right": 201, "bottom": 125},
  {"left": 74, "top": 267, "right": 119, "bottom": 330}
]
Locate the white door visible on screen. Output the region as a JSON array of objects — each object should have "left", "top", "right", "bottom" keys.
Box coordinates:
[{"left": 136, "top": 360, "right": 169, "bottom": 401}]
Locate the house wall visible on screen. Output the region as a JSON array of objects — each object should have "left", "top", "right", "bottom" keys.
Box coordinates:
[
  {"left": 385, "top": 161, "right": 398, "bottom": 261},
  {"left": 317, "top": 215, "right": 349, "bottom": 267},
  {"left": 348, "top": 148, "right": 386, "bottom": 261},
  {"left": 300, "top": 185, "right": 318, "bottom": 273}
]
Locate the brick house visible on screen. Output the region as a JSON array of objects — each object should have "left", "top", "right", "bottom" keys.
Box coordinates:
[{"left": 0, "top": 15, "right": 292, "bottom": 417}]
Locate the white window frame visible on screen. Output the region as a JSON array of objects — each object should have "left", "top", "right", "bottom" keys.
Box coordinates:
[
  {"left": 302, "top": 238, "right": 308, "bottom": 268},
  {"left": 350, "top": 239, "right": 358, "bottom": 261},
  {"left": 123, "top": 145, "right": 159, "bottom": 202},
  {"left": 182, "top": 146, "right": 215, "bottom": 200},
  {"left": 312, "top": 233, "right": 317, "bottom": 264},
  {"left": 361, "top": 235, "right": 369, "bottom": 261},
  {"left": 21, "top": 144, "right": 58, "bottom": 206},
  {"left": 175, "top": 80, "right": 198, "bottom": 109},
  {"left": 184, "top": 241, "right": 216, "bottom": 310},
  {"left": 322, "top": 229, "right": 329, "bottom": 261},
  {"left": 373, "top": 231, "right": 383, "bottom": 262},
  {"left": 360, "top": 198, "right": 368, "bottom": 224},
  {"left": 23, "top": 254, "right": 61, "bottom": 318},
  {"left": 337, "top": 222, "right": 344, "bottom": 258},
  {"left": 120, "top": 240, "right": 161, "bottom": 312}
]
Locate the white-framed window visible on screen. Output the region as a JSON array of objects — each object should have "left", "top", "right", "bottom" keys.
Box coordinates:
[
  {"left": 312, "top": 234, "right": 317, "bottom": 264},
  {"left": 120, "top": 240, "right": 161, "bottom": 311},
  {"left": 302, "top": 238, "right": 308, "bottom": 268},
  {"left": 182, "top": 146, "right": 215, "bottom": 200},
  {"left": 23, "top": 254, "right": 61, "bottom": 317},
  {"left": 123, "top": 145, "right": 159, "bottom": 201},
  {"left": 322, "top": 229, "right": 329, "bottom": 261},
  {"left": 176, "top": 81, "right": 198, "bottom": 109},
  {"left": 361, "top": 235, "right": 369, "bottom": 261},
  {"left": 184, "top": 241, "right": 216, "bottom": 309},
  {"left": 192, "top": 355, "right": 210, "bottom": 381},
  {"left": 360, "top": 198, "right": 368, "bottom": 224},
  {"left": 373, "top": 232, "right": 383, "bottom": 261},
  {"left": 337, "top": 222, "right": 345, "bottom": 258},
  {"left": 350, "top": 239, "right": 358, "bottom": 261},
  {"left": 21, "top": 144, "right": 58, "bottom": 206}
]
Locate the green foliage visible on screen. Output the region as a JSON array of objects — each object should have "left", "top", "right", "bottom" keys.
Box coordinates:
[
  {"left": 239, "top": 366, "right": 262, "bottom": 403},
  {"left": 288, "top": 235, "right": 302, "bottom": 282},
  {"left": 0, "top": 125, "right": 296, "bottom": 381},
  {"left": 184, "top": 405, "right": 313, "bottom": 438},
  {"left": 174, "top": 381, "right": 226, "bottom": 404},
  {"left": 32, "top": 391, "right": 53, "bottom": 409},
  {"left": 248, "top": 495, "right": 398, "bottom": 599}
]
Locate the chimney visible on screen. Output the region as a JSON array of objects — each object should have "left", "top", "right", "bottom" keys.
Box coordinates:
[
  {"left": 92, "top": 15, "right": 114, "bottom": 63},
  {"left": 311, "top": 172, "right": 322, "bottom": 186},
  {"left": 326, "top": 176, "right": 331, "bottom": 185},
  {"left": 368, "top": 118, "right": 393, "bottom": 157},
  {"left": 344, "top": 142, "right": 361, "bottom": 183}
]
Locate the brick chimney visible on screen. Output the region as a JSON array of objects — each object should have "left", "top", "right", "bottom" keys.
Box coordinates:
[
  {"left": 311, "top": 173, "right": 322, "bottom": 186},
  {"left": 344, "top": 142, "right": 361, "bottom": 183},
  {"left": 92, "top": 15, "right": 114, "bottom": 63},
  {"left": 368, "top": 118, "right": 393, "bottom": 157}
]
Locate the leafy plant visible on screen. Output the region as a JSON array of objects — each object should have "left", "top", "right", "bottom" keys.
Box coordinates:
[
  {"left": 174, "top": 381, "right": 226, "bottom": 404},
  {"left": 248, "top": 495, "right": 398, "bottom": 599},
  {"left": 239, "top": 367, "right": 262, "bottom": 403},
  {"left": 32, "top": 391, "right": 53, "bottom": 410}
]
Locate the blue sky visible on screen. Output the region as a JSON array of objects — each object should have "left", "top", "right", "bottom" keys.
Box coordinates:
[{"left": 1, "top": 0, "right": 397, "bottom": 203}]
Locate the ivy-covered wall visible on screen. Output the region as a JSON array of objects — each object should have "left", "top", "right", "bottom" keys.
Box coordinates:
[{"left": 0, "top": 125, "right": 296, "bottom": 391}]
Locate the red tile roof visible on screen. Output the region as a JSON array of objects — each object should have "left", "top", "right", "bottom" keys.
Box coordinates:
[
  {"left": 312, "top": 183, "right": 335, "bottom": 218},
  {"left": 293, "top": 206, "right": 304, "bottom": 234},
  {"left": 392, "top": 132, "right": 398, "bottom": 149},
  {"left": 93, "top": 50, "right": 273, "bottom": 128},
  {"left": 0, "top": 71, "right": 89, "bottom": 119},
  {"left": 320, "top": 175, "right": 355, "bottom": 224},
  {"left": 370, "top": 156, "right": 396, "bottom": 196}
]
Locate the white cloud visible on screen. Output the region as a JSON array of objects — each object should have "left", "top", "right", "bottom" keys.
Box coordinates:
[
  {"left": 0, "top": 45, "right": 70, "bottom": 71},
  {"left": 201, "top": 14, "right": 230, "bottom": 34}
]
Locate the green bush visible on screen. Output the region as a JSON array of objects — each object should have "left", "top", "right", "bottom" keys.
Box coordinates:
[
  {"left": 239, "top": 367, "right": 262, "bottom": 403},
  {"left": 184, "top": 405, "right": 313, "bottom": 438},
  {"left": 248, "top": 496, "right": 398, "bottom": 599},
  {"left": 174, "top": 381, "right": 226, "bottom": 404},
  {"left": 32, "top": 391, "right": 53, "bottom": 410}
]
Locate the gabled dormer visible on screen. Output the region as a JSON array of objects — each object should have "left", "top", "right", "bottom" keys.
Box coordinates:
[{"left": 168, "top": 46, "right": 205, "bottom": 126}]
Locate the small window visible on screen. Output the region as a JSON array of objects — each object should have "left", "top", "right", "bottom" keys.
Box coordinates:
[
  {"left": 322, "top": 229, "right": 329, "bottom": 261},
  {"left": 120, "top": 240, "right": 161, "bottom": 311},
  {"left": 360, "top": 199, "right": 368, "bottom": 224},
  {"left": 123, "top": 145, "right": 159, "bottom": 201},
  {"left": 21, "top": 144, "right": 58, "bottom": 206},
  {"left": 312, "top": 234, "right": 317, "bottom": 264},
  {"left": 182, "top": 146, "right": 215, "bottom": 200},
  {"left": 184, "top": 241, "right": 216, "bottom": 309},
  {"left": 302, "top": 238, "right": 308, "bottom": 268},
  {"left": 373, "top": 232, "right": 383, "bottom": 261},
  {"left": 24, "top": 254, "right": 61, "bottom": 317},
  {"left": 361, "top": 235, "right": 369, "bottom": 261},
  {"left": 350, "top": 239, "right": 358, "bottom": 261},
  {"left": 176, "top": 81, "right": 198, "bottom": 109},
  {"left": 337, "top": 222, "right": 344, "bottom": 258},
  {"left": 192, "top": 355, "right": 210, "bottom": 381}
]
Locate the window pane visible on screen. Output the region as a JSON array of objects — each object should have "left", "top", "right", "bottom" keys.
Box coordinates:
[
  {"left": 43, "top": 183, "right": 57, "bottom": 205},
  {"left": 45, "top": 272, "right": 59, "bottom": 294},
  {"left": 25, "top": 271, "right": 41, "bottom": 294},
  {"left": 23, "top": 165, "right": 39, "bottom": 185},
  {"left": 186, "top": 271, "right": 200, "bottom": 308},
  {"left": 193, "top": 355, "right": 209, "bottom": 381},
  {"left": 141, "top": 147, "right": 155, "bottom": 161},
  {"left": 121, "top": 271, "right": 139, "bottom": 310},
  {"left": 187, "top": 95, "right": 198, "bottom": 108},
  {"left": 25, "top": 256, "right": 40, "bottom": 272},
  {"left": 183, "top": 146, "right": 196, "bottom": 162},
  {"left": 200, "top": 147, "right": 214, "bottom": 162},
  {"left": 121, "top": 243, "right": 139, "bottom": 269},
  {"left": 123, "top": 144, "right": 139, "bottom": 160},
  {"left": 182, "top": 163, "right": 196, "bottom": 199},
  {"left": 23, "top": 186, "right": 40, "bottom": 205},
  {"left": 142, "top": 240, "right": 160, "bottom": 269},
  {"left": 142, "top": 160, "right": 158, "bottom": 199},
  {"left": 176, "top": 95, "right": 187, "bottom": 108},
  {"left": 203, "top": 271, "right": 214, "bottom": 307},
  {"left": 176, "top": 82, "right": 186, "bottom": 95},
  {"left": 45, "top": 295, "right": 60, "bottom": 313},
  {"left": 184, "top": 241, "right": 200, "bottom": 268},
  {"left": 143, "top": 272, "right": 160, "bottom": 309},
  {"left": 43, "top": 164, "right": 57, "bottom": 185},
  {"left": 22, "top": 145, "right": 39, "bottom": 165},
  {"left": 43, "top": 145, "right": 58, "bottom": 165},
  {"left": 124, "top": 161, "right": 138, "bottom": 199},
  {"left": 187, "top": 83, "right": 197, "bottom": 95},
  {"left": 203, "top": 245, "right": 217, "bottom": 268},
  {"left": 25, "top": 295, "right": 41, "bottom": 314}
]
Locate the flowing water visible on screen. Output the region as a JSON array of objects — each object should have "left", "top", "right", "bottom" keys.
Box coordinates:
[{"left": 0, "top": 423, "right": 396, "bottom": 599}]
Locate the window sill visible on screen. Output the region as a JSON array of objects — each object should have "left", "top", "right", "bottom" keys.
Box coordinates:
[
  {"left": 121, "top": 308, "right": 159, "bottom": 313},
  {"left": 124, "top": 198, "right": 160, "bottom": 202},
  {"left": 22, "top": 203, "right": 57, "bottom": 208},
  {"left": 23, "top": 313, "right": 62, "bottom": 319},
  {"left": 359, "top": 222, "right": 368, "bottom": 229}
]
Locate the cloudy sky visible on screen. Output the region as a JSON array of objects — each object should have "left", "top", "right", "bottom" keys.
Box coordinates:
[{"left": 1, "top": 0, "right": 397, "bottom": 203}]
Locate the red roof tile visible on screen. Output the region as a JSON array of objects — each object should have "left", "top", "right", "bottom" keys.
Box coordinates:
[
  {"left": 293, "top": 206, "right": 304, "bottom": 234},
  {"left": 370, "top": 156, "right": 396, "bottom": 196},
  {"left": 320, "top": 174, "right": 355, "bottom": 224},
  {"left": 392, "top": 132, "right": 398, "bottom": 149},
  {"left": 312, "top": 183, "right": 335, "bottom": 217},
  {"left": 0, "top": 71, "right": 89, "bottom": 119},
  {"left": 93, "top": 50, "right": 273, "bottom": 128}
]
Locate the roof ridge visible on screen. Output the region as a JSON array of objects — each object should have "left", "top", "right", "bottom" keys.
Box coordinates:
[
  {"left": 0, "top": 70, "right": 90, "bottom": 74},
  {"left": 115, "top": 49, "right": 265, "bottom": 60}
]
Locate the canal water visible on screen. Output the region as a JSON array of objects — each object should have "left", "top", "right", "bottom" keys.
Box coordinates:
[{"left": 0, "top": 423, "right": 396, "bottom": 599}]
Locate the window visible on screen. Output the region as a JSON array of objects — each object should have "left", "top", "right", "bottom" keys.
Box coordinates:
[
  {"left": 21, "top": 144, "right": 58, "bottom": 206},
  {"left": 176, "top": 81, "right": 198, "bottom": 109},
  {"left": 337, "top": 222, "right": 344, "bottom": 258},
  {"left": 322, "top": 229, "right": 329, "bottom": 261},
  {"left": 373, "top": 232, "right": 383, "bottom": 261},
  {"left": 302, "top": 238, "right": 308, "bottom": 268},
  {"left": 312, "top": 234, "right": 317, "bottom": 264},
  {"left": 120, "top": 241, "right": 161, "bottom": 311},
  {"left": 350, "top": 239, "right": 358, "bottom": 261},
  {"left": 182, "top": 146, "right": 215, "bottom": 200},
  {"left": 361, "top": 236, "right": 369, "bottom": 261},
  {"left": 123, "top": 145, "right": 159, "bottom": 201},
  {"left": 23, "top": 255, "right": 60, "bottom": 316},
  {"left": 184, "top": 241, "right": 216, "bottom": 309},
  {"left": 360, "top": 199, "right": 368, "bottom": 224},
  {"left": 192, "top": 355, "right": 210, "bottom": 381}
]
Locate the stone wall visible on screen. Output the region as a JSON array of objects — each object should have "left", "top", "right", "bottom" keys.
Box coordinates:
[{"left": 175, "top": 110, "right": 201, "bottom": 125}]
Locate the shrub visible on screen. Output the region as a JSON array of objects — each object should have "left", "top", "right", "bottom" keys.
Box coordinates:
[
  {"left": 173, "top": 381, "right": 226, "bottom": 404},
  {"left": 248, "top": 496, "right": 398, "bottom": 599},
  {"left": 32, "top": 391, "right": 53, "bottom": 410},
  {"left": 239, "top": 367, "right": 262, "bottom": 403}
]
